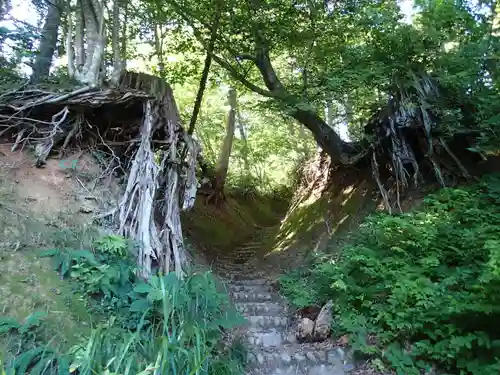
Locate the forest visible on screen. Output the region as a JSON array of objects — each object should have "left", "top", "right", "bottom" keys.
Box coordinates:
[{"left": 0, "top": 0, "right": 499, "bottom": 374}]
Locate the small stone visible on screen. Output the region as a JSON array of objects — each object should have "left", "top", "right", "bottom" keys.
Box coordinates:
[
  {"left": 274, "top": 317, "right": 282, "bottom": 326},
  {"left": 265, "top": 353, "right": 275, "bottom": 363},
  {"left": 79, "top": 204, "right": 94, "bottom": 213},
  {"left": 336, "top": 347, "right": 345, "bottom": 361},
  {"left": 257, "top": 353, "right": 265, "bottom": 364},
  {"left": 306, "top": 352, "right": 316, "bottom": 361},
  {"left": 316, "top": 350, "right": 326, "bottom": 361},
  {"left": 281, "top": 353, "right": 292, "bottom": 363},
  {"left": 294, "top": 353, "right": 306, "bottom": 362},
  {"left": 296, "top": 317, "right": 314, "bottom": 341},
  {"left": 286, "top": 332, "right": 297, "bottom": 344},
  {"left": 343, "top": 363, "right": 355, "bottom": 372},
  {"left": 327, "top": 351, "right": 340, "bottom": 364},
  {"left": 313, "top": 300, "right": 333, "bottom": 341}
]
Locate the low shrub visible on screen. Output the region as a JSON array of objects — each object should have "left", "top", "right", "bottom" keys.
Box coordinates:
[{"left": 280, "top": 174, "right": 500, "bottom": 375}]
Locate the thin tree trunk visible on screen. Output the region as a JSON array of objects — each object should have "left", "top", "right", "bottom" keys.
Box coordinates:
[
  {"left": 187, "top": 0, "right": 221, "bottom": 134},
  {"left": 120, "top": 0, "right": 128, "bottom": 71},
  {"left": 212, "top": 88, "right": 236, "bottom": 201},
  {"left": 236, "top": 108, "right": 250, "bottom": 172},
  {"left": 110, "top": 0, "right": 122, "bottom": 84},
  {"left": 31, "top": 0, "right": 63, "bottom": 82},
  {"left": 74, "top": 0, "right": 84, "bottom": 69},
  {"left": 66, "top": 4, "right": 74, "bottom": 78}
]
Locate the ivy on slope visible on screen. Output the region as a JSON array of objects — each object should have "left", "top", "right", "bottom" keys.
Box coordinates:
[{"left": 280, "top": 174, "right": 500, "bottom": 375}]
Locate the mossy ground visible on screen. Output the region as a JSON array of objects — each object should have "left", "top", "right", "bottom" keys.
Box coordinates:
[{"left": 183, "top": 193, "right": 287, "bottom": 255}]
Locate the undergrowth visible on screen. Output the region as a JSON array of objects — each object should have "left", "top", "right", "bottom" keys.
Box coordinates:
[
  {"left": 280, "top": 174, "right": 500, "bottom": 375},
  {"left": 1, "top": 235, "right": 247, "bottom": 375}
]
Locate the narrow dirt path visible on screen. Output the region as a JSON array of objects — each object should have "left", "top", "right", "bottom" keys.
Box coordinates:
[{"left": 213, "top": 227, "right": 355, "bottom": 375}]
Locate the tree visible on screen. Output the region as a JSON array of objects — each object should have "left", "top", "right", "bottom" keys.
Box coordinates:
[
  {"left": 210, "top": 87, "right": 237, "bottom": 201},
  {"left": 31, "top": 0, "right": 63, "bottom": 82},
  {"left": 159, "top": 0, "right": 400, "bottom": 163},
  {"left": 187, "top": 0, "right": 222, "bottom": 134}
]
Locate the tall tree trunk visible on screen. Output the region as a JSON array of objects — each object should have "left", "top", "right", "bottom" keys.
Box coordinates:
[
  {"left": 31, "top": 0, "right": 63, "bottom": 83},
  {"left": 211, "top": 88, "right": 237, "bottom": 202},
  {"left": 66, "top": 4, "right": 74, "bottom": 78},
  {"left": 120, "top": 0, "right": 128, "bottom": 70},
  {"left": 74, "top": 0, "right": 84, "bottom": 70},
  {"left": 76, "top": 0, "right": 106, "bottom": 87},
  {"left": 236, "top": 108, "right": 250, "bottom": 172},
  {"left": 111, "top": 0, "right": 126, "bottom": 84},
  {"left": 187, "top": 0, "right": 221, "bottom": 134}
]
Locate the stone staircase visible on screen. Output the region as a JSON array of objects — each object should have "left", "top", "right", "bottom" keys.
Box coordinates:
[{"left": 211, "top": 229, "right": 355, "bottom": 375}]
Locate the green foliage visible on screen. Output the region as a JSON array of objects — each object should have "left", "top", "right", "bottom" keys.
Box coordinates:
[
  {"left": 280, "top": 174, "right": 500, "bottom": 375},
  {"left": 3, "top": 234, "right": 245, "bottom": 375},
  {"left": 40, "top": 235, "right": 134, "bottom": 305},
  {"left": 67, "top": 271, "right": 246, "bottom": 375},
  {"left": 0, "top": 313, "right": 70, "bottom": 375}
]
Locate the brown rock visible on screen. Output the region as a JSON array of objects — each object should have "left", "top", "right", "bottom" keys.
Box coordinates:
[
  {"left": 313, "top": 300, "right": 333, "bottom": 341},
  {"left": 296, "top": 317, "right": 314, "bottom": 341}
]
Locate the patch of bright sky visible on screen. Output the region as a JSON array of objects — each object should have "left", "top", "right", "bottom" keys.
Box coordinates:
[{"left": 0, "top": 0, "right": 38, "bottom": 27}]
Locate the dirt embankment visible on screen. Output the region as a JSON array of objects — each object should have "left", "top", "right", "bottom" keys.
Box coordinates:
[
  {"left": 0, "top": 145, "right": 121, "bottom": 348},
  {"left": 263, "top": 151, "right": 500, "bottom": 274}
]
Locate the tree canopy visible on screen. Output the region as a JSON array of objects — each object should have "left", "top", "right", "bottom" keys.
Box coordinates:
[{"left": 0, "top": 0, "right": 498, "bottom": 192}]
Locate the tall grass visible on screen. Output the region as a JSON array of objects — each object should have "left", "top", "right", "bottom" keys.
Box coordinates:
[{"left": 2, "top": 271, "right": 246, "bottom": 375}]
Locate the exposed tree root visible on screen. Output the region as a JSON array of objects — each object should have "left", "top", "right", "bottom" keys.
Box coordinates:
[{"left": 0, "top": 73, "right": 199, "bottom": 278}]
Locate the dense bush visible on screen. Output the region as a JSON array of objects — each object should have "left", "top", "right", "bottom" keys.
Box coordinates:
[
  {"left": 1, "top": 235, "right": 246, "bottom": 375},
  {"left": 280, "top": 174, "right": 500, "bottom": 375}
]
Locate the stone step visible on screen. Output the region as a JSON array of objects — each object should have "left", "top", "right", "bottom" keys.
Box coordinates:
[
  {"left": 245, "top": 327, "right": 296, "bottom": 347},
  {"left": 252, "top": 363, "right": 351, "bottom": 375},
  {"left": 231, "top": 291, "right": 279, "bottom": 302},
  {"left": 246, "top": 345, "right": 349, "bottom": 374},
  {"left": 229, "top": 283, "right": 274, "bottom": 293},
  {"left": 210, "top": 255, "right": 253, "bottom": 261},
  {"left": 235, "top": 302, "right": 286, "bottom": 316},
  {"left": 225, "top": 271, "right": 269, "bottom": 280},
  {"left": 230, "top": 278, "right": 270, "bottom": 286},
  {"left": 245, "top": 315, "right": 289, "bottom": 329}
]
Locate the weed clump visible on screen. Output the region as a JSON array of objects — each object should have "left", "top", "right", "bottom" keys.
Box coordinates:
[{"left": 280, "top": 174, "right": 500, "bottom": 375}]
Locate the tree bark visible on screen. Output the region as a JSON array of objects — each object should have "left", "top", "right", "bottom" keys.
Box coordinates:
[
  {"left": 236, "top": 108, "right": 250, "bottom": 172},
  {"left": 120, "top": 0, "right": 128, "bottom": 70},
  {"left": 78, "top": 0, "right": 106, "bottom": 87},
  {"left": 31, "top": 0, "right": 63, "bottom": 83},
  {"left": 66, "top": 4, "right": 74, "bottom": 78},
  {"left": 74, "top": 0, "right": 84, "bottom": 69},
  {"left": 212, "top": 88, "right": 237, "bottom": 201},
  {"left": 187, "top": 0, "right": 221, "bottom": 135},
  {"left": 251, "top": 31, "right": 348, "bottom": 162},
  {"left": 110, "top": 0, "right": 123, "bottom": 84},
  {"left": 290, "top": 108, "right": 345, "bottom": 161}
]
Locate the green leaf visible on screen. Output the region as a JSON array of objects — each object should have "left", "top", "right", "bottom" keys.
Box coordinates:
[
  {"left": 133, "top": 283, "right": 152, "bottom": 294},
  {"left": 129, "top": 299, "right": 151, "bottom": 312}
]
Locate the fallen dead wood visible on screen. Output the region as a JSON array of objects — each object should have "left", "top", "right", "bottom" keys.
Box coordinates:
[{"left": 0, "top": 71, "right": 199, "bottom": 278}]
